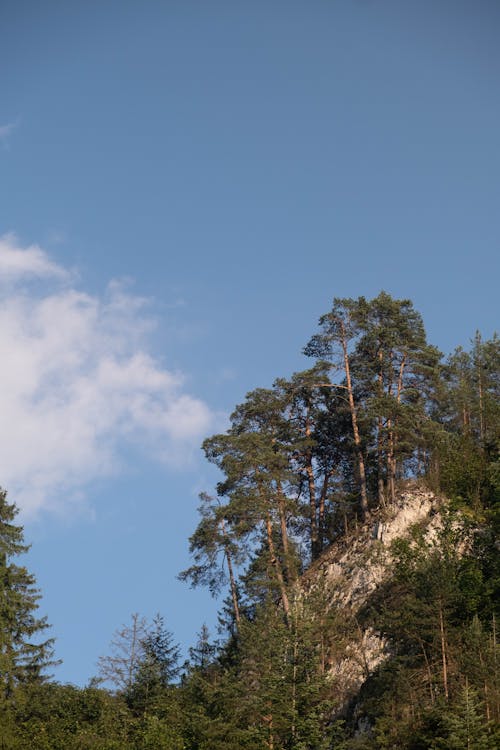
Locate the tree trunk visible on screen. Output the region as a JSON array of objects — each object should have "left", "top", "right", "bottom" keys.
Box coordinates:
[
  {"left": 387, "top": 353, "right": 406, "bottom": 504},
  {"left": 416, "top": 635, "right": 435, "bottom": 704},
  {"left": 304, "top": 414, "right": 320, "bottom": 559},
  {"left": 276, "top": 480, "right": 294, "bottom": 582},
  {"left": 387, "top": 423, "right": 396, "bottom": 504},
  {"left": 475, "top": 331, "right": 485, "bottom": 441},
  {"left": 318, "top": 471, "right": 331, "bottom": 553},
  {"left": 339, "top": 319, "right": 368, "bottom": 519},
  {"left": 220, "top": 518, "right": 241, "bottom": 626},
  {"left": 266, "top": 513, "right": 291, "bottom": 624},
  {"left": 377, "top": 350, "right": 386, "bottom": 505},
  {"left": 377, "top": 417, "right": 386, "bottom": 506},
  {"left": 439, "top": 600, "right": 449, "bottom": 700},
  {"left": 291, "top": 607, "right": 298, "bottom": 742}
]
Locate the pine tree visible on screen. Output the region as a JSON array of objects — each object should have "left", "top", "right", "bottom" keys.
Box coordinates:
[
  {"left": 305, "top": 293, "right": 442, "bottom": 512},
  {"left": 274, "top": 366, "right": 349, "bottom": 560},
  {"left": 201, "top": 387, "right": 304, "bottom": 624},
  {"left": 350, "top": 291, "right": 441, "bottom": 503},
  {"left": 0, "top": 489, "right": 57, "bottom": 699},
  {"left": 305, "top": 298, "right": 370, "bottom": 518},
  {"left": 179, "top": 492, "right": 243, "bottom": 628}
]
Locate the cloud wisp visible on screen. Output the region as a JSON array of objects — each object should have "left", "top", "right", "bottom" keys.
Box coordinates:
[
  {"left": 0, "top": 233, "right": 71, "bottom": 282},
  {"left": 0, "top": 235, "right": 215, "bottom": 517},
  {"left": 0, "top": 121, "right": 18, "bottom": 148}
]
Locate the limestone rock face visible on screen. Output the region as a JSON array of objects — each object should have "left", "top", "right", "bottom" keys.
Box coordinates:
[{"left": 303, "top": 487, "right": 444, "bottom": 711}]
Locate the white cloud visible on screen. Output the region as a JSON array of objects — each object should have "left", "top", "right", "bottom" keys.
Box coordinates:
[
  {"left": 0, "top": 237, "right": 215, "bottom": 517},
  {"left": 0, "top": 121, "right": 18, "bottom": 147},
  {"left": 0, "top": 233, "right": 70, "bottom": 282}
]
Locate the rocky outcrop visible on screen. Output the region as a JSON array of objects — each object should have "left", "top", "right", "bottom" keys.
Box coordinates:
[{"left": 302, "top": 486, "right": 445, "bottom": 711}]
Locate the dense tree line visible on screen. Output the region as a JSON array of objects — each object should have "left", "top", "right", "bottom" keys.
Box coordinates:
[{"left": 0, "top": 293, "right": 498, "bottom": 748}]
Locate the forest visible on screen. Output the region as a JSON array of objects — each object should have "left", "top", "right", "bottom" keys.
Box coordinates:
[{"left": 0, "top": 292, "right": 498, "bottom": 749}]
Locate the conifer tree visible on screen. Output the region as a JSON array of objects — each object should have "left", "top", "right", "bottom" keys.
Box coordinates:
[
  {"left": 349, "top": 291, "right": 441, "bottom": 503},
  {"left": 201, "top": 387, "right": 304, "bottom": 623},
  {"left": 305, "top": 298, "right": 370, "bottom": 518},
  {"left": 439, "top": 682, "right": 498, "bottom": 749},
  {"left": 305, "top": 293, "right": 442, "bottom": 512},
  {"left": 274, "top": 365, "right": 348, "bottom": 560},
  {"left": 0, "top": 489, "right": 57, "bottom": 700},
  {"left": 179, "top": 493, "right": 243, "bottom": 628},
  {"left": 130, "top": 614, "right": 180, "bottom": 708},
  {"left": 438, "top": 333, "right": 499, "bottom": 507}
]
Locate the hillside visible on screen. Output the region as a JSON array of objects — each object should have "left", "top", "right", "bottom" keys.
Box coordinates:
[{"left": 1, "top": 292, "right": 498, "bottom": 749}]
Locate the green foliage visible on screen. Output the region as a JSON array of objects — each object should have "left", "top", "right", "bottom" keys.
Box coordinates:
[
  {"left": 177, "top": 293, "right": 499, "bottom": 749},
  {"left": 351, "top": 515, "right": 500, "bottom": 748},
  {"left": 437, "top": 333, "right": 500, "bottom": 508},
  {"left": 126, "top": 614, "right": 180, "bottom": 716},
  {"left": 175, "top": 595, "right": 337, "bottom": 749},
  {"left": 0, "top": 489, "right": 57, "bottom": 701},
  {"left": 2, "top": 292, "right": 499, "bottom": 748},
  {"left": 1, "top": 683, "right": 131, "bottom": 749},
  {"left": 408, "top": 685, "right": 500, "bottom": 749}
]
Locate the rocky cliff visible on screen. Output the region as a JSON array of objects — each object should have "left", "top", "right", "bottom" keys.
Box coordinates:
[{"left": 302, "top": 486, "right": 446, "bottom": 713}]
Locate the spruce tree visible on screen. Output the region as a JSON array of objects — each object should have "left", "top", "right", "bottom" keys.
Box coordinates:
[
  {"left": 127, "top": 613, "right": 180, "bottom": 715},
  {"left": 0, "top": 488, "right": 56, "bottom": 699}
]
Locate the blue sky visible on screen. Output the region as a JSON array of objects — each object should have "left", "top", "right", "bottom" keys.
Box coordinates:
[{"left": 1, "top": 0, "right": 499, "bottom": 685}]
